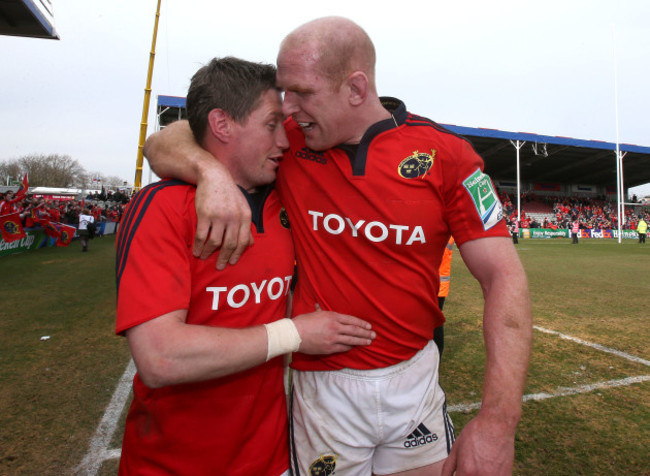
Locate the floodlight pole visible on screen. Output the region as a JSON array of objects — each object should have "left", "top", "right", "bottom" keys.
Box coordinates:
[
  {"left": 617, "top": 151, "right": 627, "bottom": 243},
  {"left": 615, "top": 151, "right": 622, "bottom": 243},
  {"left": 133, "top": 0, "right": 163, "bottom": 193},
  {"left": 613, "top": 24, "right": 623, "bottom": 243},
  {"left": 510, "top": 140, "right": 525, "bottom": 223}
]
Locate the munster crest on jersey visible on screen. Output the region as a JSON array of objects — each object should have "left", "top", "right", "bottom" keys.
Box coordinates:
[
  {"left": 309, "top": 454, "right": 337, "bottom": 475},
  {"left": 279, "top": 208, "right": 290, "bottom": 229},
  {"left": 398, "top": 149, "right": 435, "bottom": 178}
]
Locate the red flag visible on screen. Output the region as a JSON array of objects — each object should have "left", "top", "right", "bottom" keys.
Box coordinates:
[
  {"left": 40, "top": 219, "right": 62, "bottom": 239},
  {"left": 14, "top": 174, "right": 29, "bottom": 200},
  {"left": 56, "top": 224, "right": 76, "bottom": 247},
  {"left": 0, "top": 212, "right": 26, "bottom": 243}
]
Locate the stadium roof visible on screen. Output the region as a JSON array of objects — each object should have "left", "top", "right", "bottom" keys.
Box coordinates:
[
  {"left": 156, "top": 95, "right": 650, "bottom": 191},
  {"left": 0, "top": 0, "right": 59, "bottom": 40},
  {"left": 445, "top": 125, "right": 650, "bottom": 190},
  {"left": 157, "top": 95, "right": 187, "bottom": 127}
]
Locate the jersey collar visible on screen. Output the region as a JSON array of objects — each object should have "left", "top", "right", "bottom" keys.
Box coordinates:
[{"left": 343, "top": 97, "right": 406, "bottom": 176}]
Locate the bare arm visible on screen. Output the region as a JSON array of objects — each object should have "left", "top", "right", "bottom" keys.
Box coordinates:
[
  {"left": 443, "top": 236, "right": 532, "bottom": 476},
  {"left": 126, "top": 308, "right": 376, "bottom": 389},
  {"left": 126, "top": 309, "right": 267, "bottom": 388},
  {"left": 144, "top": 120, "right": 252, "bottom": 268}
]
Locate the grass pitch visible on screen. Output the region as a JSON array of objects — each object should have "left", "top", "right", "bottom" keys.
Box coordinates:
[
  {"left": 0, "top": 237, "right": 131, "bottom": 475},
  {"left": 0, "top": 237, "right": 648, "bottom": 475},
  {"left": 441, "top": 239, "right": 650, "bottom": 475}
]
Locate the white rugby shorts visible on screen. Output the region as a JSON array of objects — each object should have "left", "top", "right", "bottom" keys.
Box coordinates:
[{"left": 289, "top": 340, "right": 454, "bottom": 475}]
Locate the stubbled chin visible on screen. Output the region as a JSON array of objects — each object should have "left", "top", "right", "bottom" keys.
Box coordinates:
[{"left": 301, "top": 128, "right": 317, "bottom": 143}]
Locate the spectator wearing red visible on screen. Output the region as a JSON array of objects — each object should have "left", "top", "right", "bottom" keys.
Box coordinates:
[
  {"left": 0, "top": 191, "right": 20, "bottom": 214},
  {"left": 47, "top": 202, "right": 61, "bottom": 222}
]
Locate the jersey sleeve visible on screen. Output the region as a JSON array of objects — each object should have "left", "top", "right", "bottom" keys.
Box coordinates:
[
  {"left": 115, "top": 184, "right": 195, "bottom": 335},
  {"left": 442, "top": 138, "right": 510, "bottom": 246}
]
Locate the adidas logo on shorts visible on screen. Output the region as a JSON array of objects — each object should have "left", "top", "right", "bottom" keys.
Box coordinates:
[{"left": 403, "top": 423, "right": 438, "bottom": 448}]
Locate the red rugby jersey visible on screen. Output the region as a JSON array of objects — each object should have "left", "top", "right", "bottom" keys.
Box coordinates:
[
  {"left": 277, "top": 98, "right": 510, "bottom": 371},
  {"left": 115, "top": 180, "right": 293, "bottom": 476}
]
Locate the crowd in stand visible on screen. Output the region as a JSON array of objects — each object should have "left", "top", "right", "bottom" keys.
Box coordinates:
[
  {"left": 500, "top": 191, "right": 650, "bottom": 230},
  {"left": 2, "top": 186, "right": 647, "bottom": 237},
  {"left": 0, "top": 188, "right": 130, "bottom": 230}
]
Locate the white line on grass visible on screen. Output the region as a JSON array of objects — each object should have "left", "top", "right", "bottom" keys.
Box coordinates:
[
  {"left": 523, "top": 375, "right": 650, "bottom": 402},
  {"left": 448, "top": 326, "right": 650, "bottom": 413},
  {"left": 534, "top": 325, "right": 650, "bottom": 367},
  {"left": 448, "top": 375, "right": 650, "bottom": 413},
  {"left": 75, "top": 359, "right": 135, "bottom": 476}
]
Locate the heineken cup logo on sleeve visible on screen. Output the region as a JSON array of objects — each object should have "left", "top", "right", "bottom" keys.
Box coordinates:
[{"left": 463, "top": 168, "right": 504, "bottom": 230}]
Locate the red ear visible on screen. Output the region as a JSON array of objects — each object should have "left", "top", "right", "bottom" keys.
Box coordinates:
[
  {"left": 207, "top": 109, "right": 232, "bottom": 142},
  {"left": 347, "top": 71, "right": 369, "bottom": 106}
]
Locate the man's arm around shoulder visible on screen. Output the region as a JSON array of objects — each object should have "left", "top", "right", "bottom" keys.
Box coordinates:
[{"left": 144, "top": 120, "right": 252, "bottom": 267}]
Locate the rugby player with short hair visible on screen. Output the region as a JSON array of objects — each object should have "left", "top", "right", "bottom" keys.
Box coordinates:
[
  {"left": 144, "top": 17, "right": 532, "bottom": 476},
  {"left": 115, "top": 56, "right": 374, "bottom": 475}
]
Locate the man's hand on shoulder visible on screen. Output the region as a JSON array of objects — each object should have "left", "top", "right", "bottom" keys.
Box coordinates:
[
  {"left": 194, "top": 161, "right": 253, "bottom": 269},
  {"left": 143, "top": 120, "right": 254, "bottom": 269}
]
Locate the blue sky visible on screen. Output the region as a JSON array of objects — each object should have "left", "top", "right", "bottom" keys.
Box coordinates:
[{"left": 1, "top": 0, "right": 648, "bottom": 195}]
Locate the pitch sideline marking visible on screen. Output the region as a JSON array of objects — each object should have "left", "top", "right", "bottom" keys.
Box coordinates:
[
  {"left": 448, "top": 375, "right": 650, "bottom": 413},
  {"left": 80, "top": 326, "right": 650, "bottom": 471},
  {"left": 533, "top": 325, "right": 650, "bottom": 367},
  {"left": 75, "top": 359, "right": 136, "bottom": 475},
  {"left": 448, "top": 326, "right": 650, "bottom": 413}
]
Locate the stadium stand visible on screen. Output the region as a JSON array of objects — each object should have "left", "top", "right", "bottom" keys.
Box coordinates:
[
  {"left": 152, "top": 94, "right": 650, "bottom": 233},
  {"left": 153, "top": 95, "right": 650, "bottom": 200},
  {"left": 521, "top": 200, "right": 555, "bottom": 225}
]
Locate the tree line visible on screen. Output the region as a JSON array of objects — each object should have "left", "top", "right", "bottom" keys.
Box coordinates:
[{"left": 0, "top": 154, "right": 128, "bottom": 189}]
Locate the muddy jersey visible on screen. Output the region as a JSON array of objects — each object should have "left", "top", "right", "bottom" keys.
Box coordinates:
[
  {"left": 277, "top": 98, "right": 509, "bottom": 371},
  {"left": 115, "top": 180, "right": 293, "bottom": 476}
]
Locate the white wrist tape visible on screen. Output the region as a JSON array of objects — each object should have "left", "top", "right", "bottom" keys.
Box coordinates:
[{"left": 264, "top": 318, "right": 302, "bottom": 361}]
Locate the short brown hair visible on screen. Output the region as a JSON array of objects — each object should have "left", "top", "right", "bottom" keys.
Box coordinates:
[{"left": 186, "top": 57, "right": 277, "bottom": 143}]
